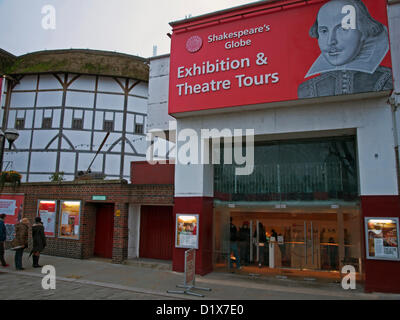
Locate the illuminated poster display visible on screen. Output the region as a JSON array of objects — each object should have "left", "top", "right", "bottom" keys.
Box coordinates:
[
  {"left": 169, "top": 0, "right": 392, "bottom": 114},
  {"left": 59, "top": 200, "right": 81, "bottom": 240},
  {"left": 175, "top": 214, "right": 199, "bottom": 249},
  {"left": 0, "top": 194, "right": 24, "bottom": 241},
  {"left": 365, "top": 218, "right": 399, "bottom": 261},
  {"left": 37, "top": 200, "right": 57, "bottom": 237}
]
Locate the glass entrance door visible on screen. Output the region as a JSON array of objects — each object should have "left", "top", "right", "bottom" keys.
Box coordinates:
[
  {"left": 304, "top": 221, "right": 320, "bottom": 270},
  {"left": 213, "top": 204, "right": 361, "bottom": 279}
]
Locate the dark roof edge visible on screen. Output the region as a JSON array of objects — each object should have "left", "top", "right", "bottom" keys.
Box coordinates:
[
  {"left": 0, "top": 48, "right": 16, "bottom": 59},
  {"left": 18, "top": 48, "right": 148, "bottom": 63}
]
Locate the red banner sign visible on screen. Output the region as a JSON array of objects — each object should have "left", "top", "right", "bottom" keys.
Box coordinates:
[{"left": 169, "top": 0, "right": 392, "bottom": 115}]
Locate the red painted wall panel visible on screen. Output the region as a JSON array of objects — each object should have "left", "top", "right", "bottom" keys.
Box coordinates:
[
  {"left": 173, "top": 197, "right": 214, "bottom": 275},
  {"left": 361, "top": 196, "right": 400, "bottom": 293},
  {"left": 130, "top": 161, "right": 175, "bottom": 185},
  {"left": 139, "top": 205, "right": 174, "bottom": 260}
]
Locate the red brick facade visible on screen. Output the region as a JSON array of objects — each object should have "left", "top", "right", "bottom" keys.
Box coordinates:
[{"left": 1, "top": 180, "right": 173, "bottom": 263}]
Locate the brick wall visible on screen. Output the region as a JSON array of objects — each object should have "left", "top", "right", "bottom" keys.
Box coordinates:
[{"left": 1, "top": 180, "right": 174, "bottom": 263}]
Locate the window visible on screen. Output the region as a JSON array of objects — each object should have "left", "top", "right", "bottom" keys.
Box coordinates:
[
  {"left": 42, "top": 117, "right": 52, "bottom": 129},
  {"left": 15, "top": 118, "right": 25, "bottom": 130},
  {"left": 103, "top": 120, "right": 114, "bottom": 132},
  {"left": 135, "top": 123, "right": 144, "bottom": 134},
  {"left": 72, "top": 118, "right": 83, "bottom": 130}
]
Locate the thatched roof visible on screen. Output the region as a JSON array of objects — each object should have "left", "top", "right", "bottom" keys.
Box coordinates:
[
  {"left": 0, "top": 49, "right": 149, "bottom": 81},
  {"left": 0, "top": 49, "right": 16, "bottom": 75}
]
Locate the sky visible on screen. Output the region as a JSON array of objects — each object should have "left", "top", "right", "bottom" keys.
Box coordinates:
[{"left": 0, "top": 0, "right": 256, "bottom": 58}]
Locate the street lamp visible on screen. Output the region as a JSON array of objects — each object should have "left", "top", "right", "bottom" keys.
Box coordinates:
[{"left": 0, "top": 128, "right": 19, "bottom": 172}]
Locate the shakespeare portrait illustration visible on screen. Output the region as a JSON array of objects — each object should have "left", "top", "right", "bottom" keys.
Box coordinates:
[{"left": 298, "top": 0, "right": 393, "bottom": 99}]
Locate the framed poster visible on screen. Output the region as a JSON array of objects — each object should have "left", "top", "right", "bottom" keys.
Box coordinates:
[
  {"left": 59, "top": 200, "right": 81, "bottom": 240},
  {"left": 0, "top": 194, "right": 24, "bottom": 241},
  {"left": 365, "top": 217, "right": 400, "bottom": 261},
  {"left": 37, "top": 200, "right": 57, "bottom": 237},
  {"left": 175, "top": 214, "right": 199, "bottom": 249}
]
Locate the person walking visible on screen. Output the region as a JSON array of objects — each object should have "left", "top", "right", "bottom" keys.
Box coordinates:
[
  {"left": 31, "top": 217, "right": 46, "bottom": 268},
  {"left": 12, "top": 218, "right": 29, "bottom": 270},
  {"left": 0, "top": 214, "right": 9, "bottom": 267}
]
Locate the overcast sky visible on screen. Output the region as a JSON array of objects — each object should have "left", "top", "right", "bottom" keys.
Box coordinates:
[{"left": 0, "top": 0, "right": 255, "bottom": 58}]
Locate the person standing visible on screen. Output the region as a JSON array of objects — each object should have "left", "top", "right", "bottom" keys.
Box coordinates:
[
  {"left": 12, "top": 218, "right": 29, "bottom": 270},
  {"left": 239, "top": 221, "right": 250, "bottom": 266},
  {"left": 31, "top": 217, "right": 46, "bottom": 268},
  {"left": 0, "top": 214, "right": 9, "bottom": 267},
  {"left": 229, "top": 218, "right": 241, "bottom": 270}
]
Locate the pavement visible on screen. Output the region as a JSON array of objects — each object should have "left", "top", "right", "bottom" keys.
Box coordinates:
[{"left": 1, "top": 250, "right": 400, "bottom": 300}]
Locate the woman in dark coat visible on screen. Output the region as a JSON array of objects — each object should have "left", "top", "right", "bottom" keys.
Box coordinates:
[{"left": 31, "top": 217, "right": 46, "bottom": 268}]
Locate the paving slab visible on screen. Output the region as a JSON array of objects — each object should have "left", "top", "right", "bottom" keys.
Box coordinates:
[{"left": 2, "top": 250, "right": 400, "bottom": 300}]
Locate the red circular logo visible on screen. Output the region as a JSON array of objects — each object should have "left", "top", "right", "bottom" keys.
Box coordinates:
[{"left": 186, "top": 36, "right": 203, "bottom": 53}]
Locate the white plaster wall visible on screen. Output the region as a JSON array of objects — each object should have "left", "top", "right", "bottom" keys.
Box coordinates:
[
  {"left": 30, "top": 152, "right": 57, "bottom": 172},
  {"left": 31, "top": 130, "right": 58, "bottom": 149},
  {"left": 10, "top": 92, "right": 35, "bottom": 108},
  {"left": 128, "top": 96, "right": 147, "bottom": 114},
  {"left": 96, "top": 93, "right": 124, "bottom": 110},
  {"left": 66, "top": 91, "right": 94, "bottom": 108},
  {"left": 174, "top": 97, "right": 398, "bottom": 197},
  {"left": 59, "top": 152, "right": 76, "bottom": 173},
  {"left": 78, "top": 153, "right": 103, "bottom": 173},
  {"left": 147, "top": 55, "right": 176, "bottom": 133},
  {"left": 39, "top": 74, "right": 62, "bottom": 90},
  {"left": 63, "top": 130, "right": 91, "bottom": 150},
  {"left": 36, "top": 91, "right": 63, "bottom": 107},
  {"left": 98, "top": 77, "right": 123, "bottom": 93},
  {"left": 128, "top": 204, "right": 141, "bottom": 259},
  {"left": 13, "top": 75, "right": 37, "bottom": 90},
  {"left": 68, "top": 75, "right": 95, "bottom": 91}
]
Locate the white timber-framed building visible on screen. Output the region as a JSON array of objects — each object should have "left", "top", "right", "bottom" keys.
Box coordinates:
[{"left": 0, "top": 49, "right": 149, "bottom": 182}]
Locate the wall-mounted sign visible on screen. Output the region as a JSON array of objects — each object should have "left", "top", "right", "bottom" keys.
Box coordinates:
[
  {"left": 365, "top": 217, "right": 399, "bottom": 261},
  {"left": 59, "top": 200, "right": 81, "bottom": 240},
  {"left": 175, "top": 214, "right": 199, "bottom": 249},
  {"left": 92, "top": 195, "right": 107, "bottom": 201},
  {"left": 0, "top": 194, "right": 24, "bottom": 241},
  {"left": 169, "top": 0, "right": 392, "bottom": 115},
  {"left": 37, "top": 200, "right": 57, "bottom": 237}
]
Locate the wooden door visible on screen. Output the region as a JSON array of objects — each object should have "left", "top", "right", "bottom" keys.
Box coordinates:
[
  {"left": 94, "top": 204, "right": 114, "bottom": 258},
  {"left": 139, "top": 205, "right": 173, "bottom": 260}
]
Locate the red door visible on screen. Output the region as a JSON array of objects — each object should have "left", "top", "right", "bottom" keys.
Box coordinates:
[
  {"left": 94, "top": 204, "right": 114, "bottom": 259},
  {"left": 139, "top": 206, "right": 173, "bottom": 260}
]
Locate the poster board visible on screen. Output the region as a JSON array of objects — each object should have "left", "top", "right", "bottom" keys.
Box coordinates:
[
  {"left": 365, "top": 217, "right": 399, "bottom": 261},
  {"left": 59, "top": 200, "right": 81, "bottom": 240},
  {"left": 37, "top": 200, "right": 57, "bottom": 237},
  {"left": 175, "top": 214, "right": 199, "bottom": 249},
  {"left": 0, "top": 194, "right": 24, "bottom": 241}
]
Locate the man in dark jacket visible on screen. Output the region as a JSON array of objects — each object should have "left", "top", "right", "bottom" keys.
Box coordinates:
[
  {"left": 31, "top": 217, "right": 46, "bottom": 268},
  {"left": 12, "top": 218, "right": 29, "bottom": 270},
  {"left": 0, "top": 214, "right": 9, "bottom": 267}
]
